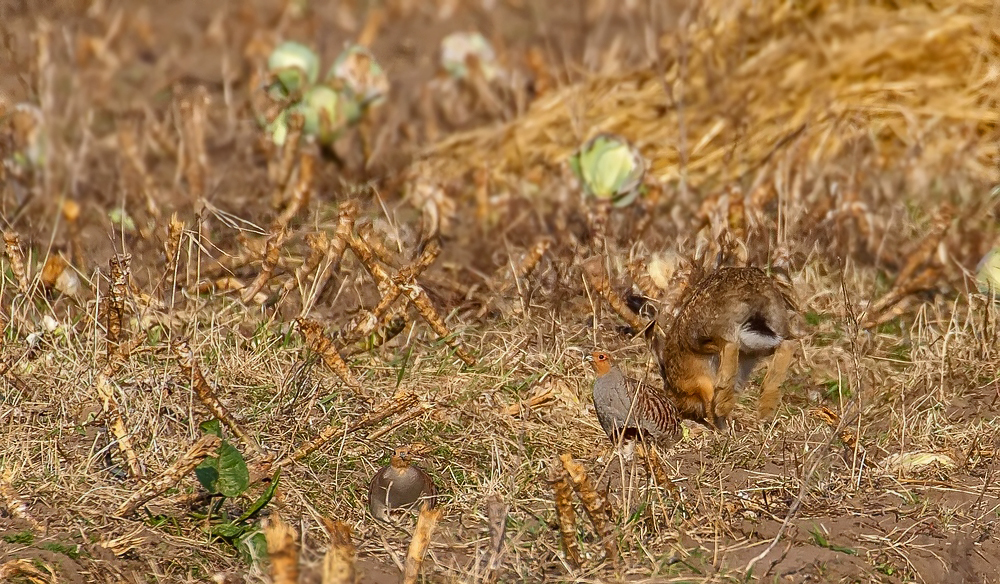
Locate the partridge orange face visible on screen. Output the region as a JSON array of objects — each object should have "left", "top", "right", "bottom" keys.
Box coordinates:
[
  {"left": 590, "top": 351, "right": 613, "bottom": 375},
  {"left": 390, "top": 448, "right": 412, "bottom": 468}
]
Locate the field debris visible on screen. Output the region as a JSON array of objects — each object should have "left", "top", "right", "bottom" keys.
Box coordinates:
[
  {"left": 263, "top": 514, "right": 300, "bottom": 584},
  {"left": 402, "top": 505, "right": 443, "bottom": 584},
  {"left": 548, "top": 456, "right": 582, "bottom": 569},
  {"left": 320, "top": 518, "right": 358, "bottom": 584},
  {"left": 115, "top": 434, "right": 222, "bottom": 517},
  {"left": 0, "top": 474, "right": 44, "bottom": 533},
  {"left": 173, "top": 339, "right": 268, "bottom": 459},
  {"left": 296, "top": 317, "right": 368, "bottom": 399}
]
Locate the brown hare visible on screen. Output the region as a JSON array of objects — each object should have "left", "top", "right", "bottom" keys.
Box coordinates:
[{"left": 653, "top": 266, "right": 797, "bottom": 431}]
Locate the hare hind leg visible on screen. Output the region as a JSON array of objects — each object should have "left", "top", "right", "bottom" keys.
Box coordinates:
[
  {"left": 688, "top": 375, "right": 717, "bottom": 430},
  {"left": 712, "top": 341, "right": 740, "bottom": 431},
  {"left": 758, "top": 340, "right": 795, "bottom": 419}
]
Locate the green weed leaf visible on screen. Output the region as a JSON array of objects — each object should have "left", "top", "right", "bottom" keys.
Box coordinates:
[
  {"left": 211, "top": 522, "right": 246, "bottom": 539},
  {"left": 199, "top": 419, "right": 223, "bottom": 437},
  {"left": 215, "top": 441, "right": 250, "bottom": 498},
  {"left": 195, "top": 457, "right": 220, "bottom": 493},
  {"left": 194, "top": 436, "right": 248, "bottom": 497},
  {"left": 235, "top": 469, "right": 281, "bottom": 524}
]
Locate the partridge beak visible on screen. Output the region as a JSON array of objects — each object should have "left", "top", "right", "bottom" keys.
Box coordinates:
[{"left": 584, "top": 354, "right": 594, "bottom": 362}]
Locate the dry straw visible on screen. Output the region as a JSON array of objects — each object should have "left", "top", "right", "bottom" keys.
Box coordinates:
[
  {"left": 264, "top": 514, "right": 300, "bottom": 584},
  {"left": 548, "top": 459, "right": 581, "bottom": 568},
  {"left": 115, "top": 434, "right": 222, "bottom": 517},
  {"left": 320, "top": 518, "right": 358, "bottom": 584},
  {"left": 277, "top": 390, "right": 420, "bottom": 467},
  {"left": 94, "top": 371, "right": 144, "bottom": 479},
  {"left": 410, "top": 0, "right": 1000, "bottom": 196},
  {"left": 172, "top": 339, "right": 267, "bottom": 459}
]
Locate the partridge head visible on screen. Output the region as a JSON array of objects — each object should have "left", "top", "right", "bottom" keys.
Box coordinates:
[
  {"left": 589, "top": 350, "right": 681, "bottom": 448},
  {"left": 367, "top": 446, "right": 437, "bottom": 523}
]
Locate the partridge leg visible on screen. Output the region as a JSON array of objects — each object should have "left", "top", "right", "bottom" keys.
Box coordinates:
[
  {"left": 758, "top": 340, "right": 795, "bottom": 419},
  {"left": 712, "top": 341, "right": 740, "bottom": 430}
]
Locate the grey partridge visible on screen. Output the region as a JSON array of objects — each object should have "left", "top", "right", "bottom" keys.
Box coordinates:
[
  {"left": 589, "top": 350, "right": 681, "bottom": 448},
  {"left": 367, "top": 447, "right": 437, "bottom": 522}
]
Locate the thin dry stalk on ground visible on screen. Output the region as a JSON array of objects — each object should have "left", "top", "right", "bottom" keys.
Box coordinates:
[
  {"left": 94, "top": 288, "right": 144, "bottom": 488},
  {"left": 271, "top": 111, "right": 304, "bottom": 205},
  {"left": 282, "top": 231, "right": 328, "bottom": 297},
  {"left": 104, "top": 254, "right": 131, "bottom": 364},
  {"left": 3, "top": 231, "right": 30, "bottom": 294},
  {"left": 302, "top": 201, "right": 358, "bottom": 317},
  {"left": 402, "top": 506, "right": 443, "bottom": 584},
  {"left": 278, "top": 390, "right": 420, "bottom": 467},
  {"left": 163, "top": 214, "right": 185, "bottom": 298},
  {"left": 582, "top": 255, "right": 650, "bottom": 333},
  {"left": 115, "top": 434, "right": 221, "bottom": 517},
  {"left": 348, "top": 233, "right": 476, "bottom": 365},
  {"left": 861, "top": 204, "right": 954, "bottom": 328},
  {"left": 342, "top": 238, "right": 441, "bottom": 344},
  {"left": 172, "top": 339, "right": 267, "bottom": 459},
  {"left": 176, "top": 86, "right": 210, "bottom": 202},
  {"left": 272, "top": 145, "right": 314, "bottom": 230},
  {"left": 241, "top": 229, "right": 288, "bottom": 304},
  {"left": 62, "top": 200, "right": 85, "bottom": 270},
  {"left": 482, "top": 494, "right": 509, "bottom": 581},
  {"left": 561, "top": 453, "right": 619, "bottom": 569},
  {"left": 296, "top": 317, "right": 368, "bottom": 400},
  {"left": 548, "top": 457, "right": 582, "bottom": 569}
]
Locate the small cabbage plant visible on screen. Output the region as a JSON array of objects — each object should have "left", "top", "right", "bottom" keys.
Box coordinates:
[
  {"left": 569, "top": 133, "right": 647, "bottom": 208},
  {"left": 261, "top": 40, "right": 386, "bottom": 147}
]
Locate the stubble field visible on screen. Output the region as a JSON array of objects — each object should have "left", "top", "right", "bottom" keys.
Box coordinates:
[{"left": 1, "top": 0, "right": 1000, "bottom": 583}]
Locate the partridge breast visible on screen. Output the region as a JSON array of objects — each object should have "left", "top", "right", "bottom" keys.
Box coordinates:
[{"left": 368, "top": 457, "right": 437, "bottom": 522}]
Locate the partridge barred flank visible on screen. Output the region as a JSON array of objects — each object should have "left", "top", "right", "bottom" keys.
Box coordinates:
[{"left": 589, "top": 351, "right": 682, "bottom": 448}]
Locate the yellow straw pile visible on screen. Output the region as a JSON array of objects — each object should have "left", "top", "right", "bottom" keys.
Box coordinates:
[{"left": 411, "top": 0, "right": 1000, "bottom": 196}]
